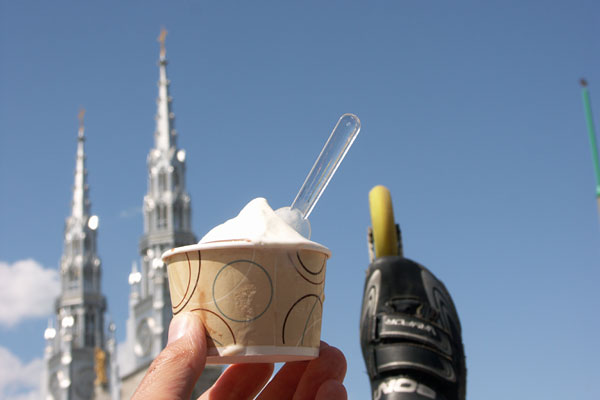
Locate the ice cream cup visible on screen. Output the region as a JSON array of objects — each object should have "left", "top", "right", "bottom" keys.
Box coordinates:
[{"left": 162, "top": 240, "right": 330, "bottom": 364}]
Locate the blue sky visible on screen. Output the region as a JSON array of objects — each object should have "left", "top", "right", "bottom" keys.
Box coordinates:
[{"left": 1, "top": 0, "right": 599, "bottom": 398}]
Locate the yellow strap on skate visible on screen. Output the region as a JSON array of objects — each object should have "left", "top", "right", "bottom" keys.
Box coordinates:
[{"left": 369, "top": 185, "right": 399, "bottom": 258}]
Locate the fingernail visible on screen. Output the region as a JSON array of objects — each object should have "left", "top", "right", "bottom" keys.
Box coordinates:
[{"left": 168, "top": 313, "right": 195, "bottom": 345}]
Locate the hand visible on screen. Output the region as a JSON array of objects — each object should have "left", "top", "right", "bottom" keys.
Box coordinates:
[{"left": 132, "top": 312, "right": 348, "bottom": 400}]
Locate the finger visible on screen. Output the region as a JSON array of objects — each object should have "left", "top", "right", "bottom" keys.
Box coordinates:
[
  {"left": 315, "top": 380, "right": 347, "bottom": 400},
  {"left": 198, "top": 363, "right": 274, "bottom": 400},
  {"left": 292, "top": 342, "right": 347, "bottom": 400},
  {"left": 256, "top": 360, "right": 310, "bottom": 399},
  {"left": 132, "top": 312, "right": 206, "bottom": 400}
]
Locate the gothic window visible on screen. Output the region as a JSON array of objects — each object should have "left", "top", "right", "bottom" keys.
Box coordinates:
[
  {"left": 84, "top": 267, "right": 93, "bottom": 291},
  {"left": 148, "top": 207, "right": 155, "bottom": 231},
  {"left": 158, "top": 171, "right": 167, "bottom": 192},
  {"left": 85, "top": 313, "right": 95, "bottom": 347},
  {"left": 68, "top": 268, "right": 79, "bottom": 290},
  {"left": 183, "top": 207, "right": 189, "bottom": 230},
  {"left": 173, "top": 204, "right": 181, "bottom": 230},
  {"left": 157, "top": 205, "right": 167, "bottom": 229},
  {"left": 173, "top": 170, "right": 179, "bottom": 190},
  {"left": 84, "top": 234, "right": 91, "bottom": 253},
  {"left": 71, "top": 238, "right": 82, "bottom": 256}
]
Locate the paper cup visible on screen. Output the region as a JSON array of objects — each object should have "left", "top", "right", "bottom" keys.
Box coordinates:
[{"left": 163, "top": 243, "right": 329, "bottom": 364}]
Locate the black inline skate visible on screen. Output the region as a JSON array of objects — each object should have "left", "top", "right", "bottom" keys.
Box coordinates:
[{"left": 360, "top": 186, "right": 466, "bottom": 400}]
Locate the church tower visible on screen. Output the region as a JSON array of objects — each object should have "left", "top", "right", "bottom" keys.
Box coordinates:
[
  {"left": 42, "top": 111, "right": 112, "bottom": 400},
  {"left": 121, "top": 28, "right": 196, "bottom": 380}
]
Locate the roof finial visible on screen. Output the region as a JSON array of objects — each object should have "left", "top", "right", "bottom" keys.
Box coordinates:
[
  {"left": 158, "top": 27, "right": 168, "bottom": 59},
  {"left": 78, "top": 108, "right": 86, "bottom": 139}
]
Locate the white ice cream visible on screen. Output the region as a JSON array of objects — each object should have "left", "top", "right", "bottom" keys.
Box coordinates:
[{"left": 162, "top": 198, "right": 330, "bottom": 259}]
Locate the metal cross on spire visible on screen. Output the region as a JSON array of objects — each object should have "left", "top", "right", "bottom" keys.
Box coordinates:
[
  {"left": 78, "top": 108, "right": 86, "bottom": 139},
  {"left": 158, "top": 27, "right": 167, "bottom": 59}
]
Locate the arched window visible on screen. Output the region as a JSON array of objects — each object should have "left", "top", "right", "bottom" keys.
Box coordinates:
[
  {"left": 183, "top": 207, "right": 189, "bottom": 230},
  {"left": 158, "top": 171, "right": 167, "bottom": 192},
  {"left": 85, "top": 312, "right": 95, "bottom": 347},
  {"left": 173, "top": 204, "right": 181, "bottom": 230},
  {"left": 84, "top": 267, "right": 93, "bottom": 291},
  {"left": 84, "top": 234, "right": 92, "bottom": 253},
  {"left": 68, "top": 268, "right": 79, "bottom": 290},
  {"left": 173, "top": 170, "right": 180, "bottom": 191},
  {"left": 71, "top": 238, "right": 82, "bottom": 256},
  {"left": 157, "top": 205, "right": 167, "bottom": 229}
]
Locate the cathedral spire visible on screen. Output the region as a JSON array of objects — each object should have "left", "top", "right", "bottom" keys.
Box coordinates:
[
  {"left": 44, "top": 112, "right": 111, "bottom": 400},
  {"left": 155, "top": 27, "right": 176, "bottom": 152},
  {"left": 72, "top": 108, "right": 90, "bottom": 219},
  {"left": 124, "top": 29, "right": 197, "bottom": 375}
]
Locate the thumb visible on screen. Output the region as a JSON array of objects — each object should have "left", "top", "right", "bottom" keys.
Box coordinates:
[{"left": 132, "top": 312, "right": 207, "bottom": 400}]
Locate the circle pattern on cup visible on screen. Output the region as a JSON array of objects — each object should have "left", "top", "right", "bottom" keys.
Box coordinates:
[
  {"left": 282, "top": 294, "right": 323, "bottom": 345},
  {"left": 171, "top": 251, "right": 201, "bottom": 315},
  {"left": 212, "top": 259, "right": 273, "bottom": 323},
  {"left": 191, "top": 307, "right": 237, "bottom": 347},
  {"left": 288, "top": 250, "right": 326, "bottom": 285}
]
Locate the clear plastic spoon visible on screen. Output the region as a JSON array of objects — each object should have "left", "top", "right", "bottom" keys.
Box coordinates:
[{"left": 276, "top": 113, "right": 361, "bottom": 238}]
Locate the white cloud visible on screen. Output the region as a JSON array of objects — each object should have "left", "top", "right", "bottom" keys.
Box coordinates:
[
  {"left": 0, "top": 346, "right": 43, "bottom": 400},
  {"left": 0, "top": 259, "right": 60, "bottom": 327}
]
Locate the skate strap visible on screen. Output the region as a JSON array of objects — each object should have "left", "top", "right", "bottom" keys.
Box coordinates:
[
  {"left": 375, "top": 313, "right": 453, "bottom": 358},
  {"left": 374, "top": 343, "right": 456, "bottom": 383}
]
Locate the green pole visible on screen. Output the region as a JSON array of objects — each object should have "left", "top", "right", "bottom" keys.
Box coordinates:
[{"left": 581, "top": 79, "right": 600, "bottom": 199}]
